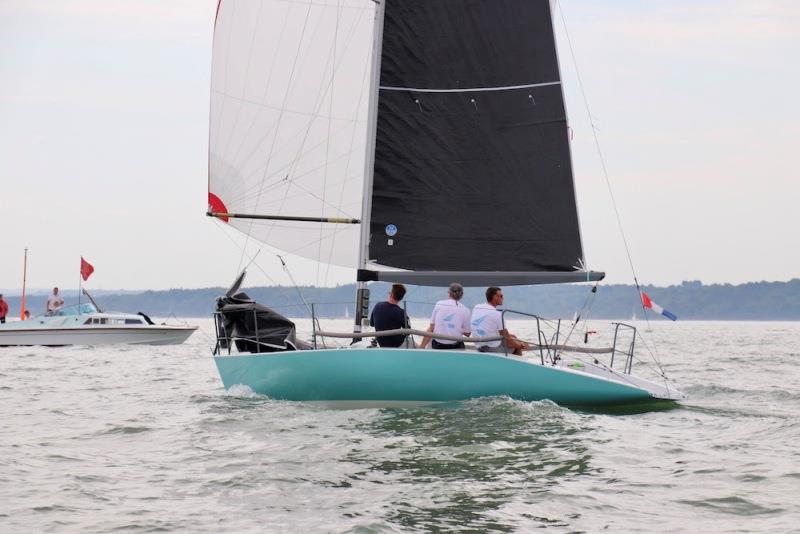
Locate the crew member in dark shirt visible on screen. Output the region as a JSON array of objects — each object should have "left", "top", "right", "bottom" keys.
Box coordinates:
[{"left": 369, "top": 284, "right": 410, "bottom": 348}]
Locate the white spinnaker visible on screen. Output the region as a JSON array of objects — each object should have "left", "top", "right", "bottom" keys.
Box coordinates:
[{"left": 209, "top": 0, "right": 374, "bottom": 268}]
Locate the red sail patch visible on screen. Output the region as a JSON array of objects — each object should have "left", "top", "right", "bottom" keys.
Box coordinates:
[{"left": 208, "top": 192, "right": 229, "bottom": 222}]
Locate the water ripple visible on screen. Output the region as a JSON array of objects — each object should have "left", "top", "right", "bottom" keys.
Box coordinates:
[{"left": 1, "top": 319, "right": 799, "bottom": 533}]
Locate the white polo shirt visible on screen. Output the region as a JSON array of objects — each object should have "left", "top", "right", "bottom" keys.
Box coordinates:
[
  {"left": 470, "top": 303, "right": 503, "bottom": 348},
  {"left": 430, "top": 298, "right": 471, "bottom": 344},
  {"left": 46, "top": 294, "right": 64, "bottom": 312}
]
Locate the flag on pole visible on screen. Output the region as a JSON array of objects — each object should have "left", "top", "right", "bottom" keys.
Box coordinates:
[
  {"left": 640, "top": 291, "right": 677, "bottom": 321},
  {"left": 80, "top": 257, "right": 95, "bottom": 281}
]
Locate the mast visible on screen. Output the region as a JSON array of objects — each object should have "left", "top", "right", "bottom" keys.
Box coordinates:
[
  {"left": 354, "top": 0, "right": 386, "bottom": 333},
  {"left": 19, "top": 248, "right": 27, "bottom": 320},
  {"left": 77, "top": 256, "right": 82, "bottom": 309}
]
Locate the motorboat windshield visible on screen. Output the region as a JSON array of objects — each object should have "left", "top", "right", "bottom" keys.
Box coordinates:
[{"left": 51, "top": 303, "right": 98, "bottom": 316}]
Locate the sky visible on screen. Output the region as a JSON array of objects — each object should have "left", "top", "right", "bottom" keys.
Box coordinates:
[{"left": 1, "top": 0, "right": 798, "bottom": 292}]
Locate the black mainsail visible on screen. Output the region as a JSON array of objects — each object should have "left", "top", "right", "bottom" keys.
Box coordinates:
[{"left": 361, "top": 0, "right": 603, "bottom": 286}]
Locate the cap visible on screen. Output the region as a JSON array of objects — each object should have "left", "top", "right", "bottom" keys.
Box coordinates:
[{"left": 448, "top": 283, "right": 464, "bottom": 298}]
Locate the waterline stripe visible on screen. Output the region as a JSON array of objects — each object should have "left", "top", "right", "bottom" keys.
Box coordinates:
[{"left": 379, "top": 81, "right": 561, "bottom": 93}]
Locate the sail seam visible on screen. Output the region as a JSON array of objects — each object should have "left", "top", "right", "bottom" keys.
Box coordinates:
[{"left": 379, "top": 81, "right": 560, "bottom": 93}]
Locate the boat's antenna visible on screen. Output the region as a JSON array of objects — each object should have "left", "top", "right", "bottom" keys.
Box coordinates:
[{"left": 555, "top": 1, "right": 667, "bottom": 374}]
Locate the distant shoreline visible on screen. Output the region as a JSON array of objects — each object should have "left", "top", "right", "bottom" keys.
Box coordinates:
[{"left": 2, "top": 279, "right": 798, "bottom": 321}]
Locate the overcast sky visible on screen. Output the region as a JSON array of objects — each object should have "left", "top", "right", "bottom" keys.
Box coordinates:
[{"left": 1, "top": 0, "right": 798, "bottom": 292}]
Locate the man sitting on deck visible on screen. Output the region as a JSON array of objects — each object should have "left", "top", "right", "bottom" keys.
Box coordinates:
[
  {"left": 369, "top": 284, "right": 411, "bottom": 348},
  {"left": 470, "top": 286, "right": 528, "bottom": 356},
  {"left": 418, "top": 283, "right": 471, "bottom": 350}
]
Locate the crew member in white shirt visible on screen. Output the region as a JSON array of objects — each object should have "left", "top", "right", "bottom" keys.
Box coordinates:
[
  {"left": 46, "top": 287, "right": 65, "bottom": 314},
  {"left": 470, "top": 286, "right": 527, "bottom": 356},
  {"left": 418, "top": 283, "right": 471, "bottom": 350}
]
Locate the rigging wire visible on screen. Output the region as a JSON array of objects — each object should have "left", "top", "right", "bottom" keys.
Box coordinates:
[
  {"left": 254, "top": 6, "right": 368, "bottom": 268},
  {"left": 324, "top": 1, "right": 373, "bottom": 285},
  {"left": 554, "top": 0, "right": 668, "bottom": 377},
  {"left": 276, "top": 254, "right": 327, "bottom": 348},
  {"left": 239, "top": 0, "right": 316, "bottom": 271},
  {"left": 214, "top": 219, "right": 279, "bottom": 286},
  {"left": 319, "top": 0, "right": 343, "bottom": 286}
]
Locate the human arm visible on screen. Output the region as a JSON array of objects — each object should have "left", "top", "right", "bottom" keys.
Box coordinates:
[
  {"left": 499, "top": 328, "right": 528, "bottom": 351},
  {"left": 418, "top": 324, "right": 435, "bottom": 349}
]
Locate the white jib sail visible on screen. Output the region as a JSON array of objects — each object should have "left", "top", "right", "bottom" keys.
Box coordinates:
[{"left": 209, "top": 0, "right": 374, "bottom": 269}]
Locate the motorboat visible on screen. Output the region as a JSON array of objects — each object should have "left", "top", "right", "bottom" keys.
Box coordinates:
[{"left": 0, "top": 303, "right": 197, "bottom": 347}]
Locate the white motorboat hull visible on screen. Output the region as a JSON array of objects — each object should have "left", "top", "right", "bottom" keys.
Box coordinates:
[{"left": 0, "top": 325, "right": 197, "bottom": 346}]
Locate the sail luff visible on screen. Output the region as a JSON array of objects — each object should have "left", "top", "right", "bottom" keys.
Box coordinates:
[
  {"left": 357, "top": 0, "right": 385, "bottom": 271},
  {"left": 353, "top": 0, "right": 385, "bottom": 332}
]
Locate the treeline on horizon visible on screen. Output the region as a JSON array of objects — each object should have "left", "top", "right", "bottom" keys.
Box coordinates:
[{"left": 5, "top": 279, "right": 799, "bottom": 320}]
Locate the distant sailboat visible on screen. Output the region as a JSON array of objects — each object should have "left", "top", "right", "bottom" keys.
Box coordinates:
[{"left": 206, "top": 0, "right": 683, "bottom": 407}]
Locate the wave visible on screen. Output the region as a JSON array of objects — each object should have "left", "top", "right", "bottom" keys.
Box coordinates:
[{"left": 98, "top": 425, "right": 154, "bottom": 435}]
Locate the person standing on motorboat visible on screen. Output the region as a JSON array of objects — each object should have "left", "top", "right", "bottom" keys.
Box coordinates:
[
  {"left": 418, "top": 283, "right": 471, "bottom": 350},
  {"left": 45, "top": 287, "right": 64, "bottom": 315},
  {"left": 470, "top": 287, "right": 528, "bottom": 356},
  {"left": 369, "top": 284, "right": 411, "bottom": 348},
  {"left": 0, "top": 294, "right": 8, "bottom": 324}
]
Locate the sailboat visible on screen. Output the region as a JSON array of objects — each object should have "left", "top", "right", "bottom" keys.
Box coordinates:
[{"left": 206, "top": 0, "right": 684, "bottom": 407}]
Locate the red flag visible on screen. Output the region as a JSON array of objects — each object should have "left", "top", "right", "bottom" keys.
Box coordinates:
[{"left": 80, "top": 257, "right": 95, "bottom": 281}]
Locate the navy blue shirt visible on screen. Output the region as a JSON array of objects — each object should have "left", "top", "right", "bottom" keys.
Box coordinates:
[{"left": 369, "top": 301, "right": 410, "bottom": 347}]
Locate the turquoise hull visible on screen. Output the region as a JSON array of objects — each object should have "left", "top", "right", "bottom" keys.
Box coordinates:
[{"left": 213, "top": 348, "right": 658, "bottom": 407}]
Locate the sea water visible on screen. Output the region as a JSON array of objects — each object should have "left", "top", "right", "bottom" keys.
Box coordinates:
[{"left": 1, "top": 319, "right": 799, "bottom": 532}]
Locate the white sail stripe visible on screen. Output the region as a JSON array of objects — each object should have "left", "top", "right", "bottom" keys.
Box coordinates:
[{"left": 378, "top": 81, "right": 561, "bottom": 93}]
